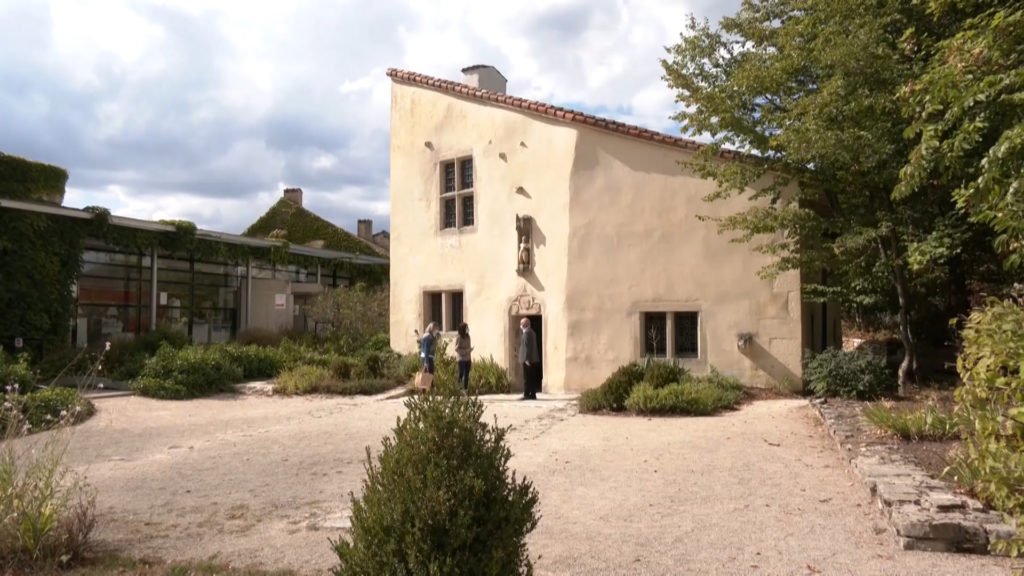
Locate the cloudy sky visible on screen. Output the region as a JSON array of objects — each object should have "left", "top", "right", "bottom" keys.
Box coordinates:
[{"left": 0, "top": 0, "right": 739, "bottom": 235}]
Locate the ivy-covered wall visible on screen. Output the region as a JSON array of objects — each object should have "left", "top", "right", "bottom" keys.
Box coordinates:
[
  {"left": 1, "top": 154, "right": 386, "bottom": 355},
  {"left": 0, "top": 153, "right": 77, "bottom": 354}
]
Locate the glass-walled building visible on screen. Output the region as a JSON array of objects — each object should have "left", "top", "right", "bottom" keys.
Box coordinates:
[
  {"left": 71, "top": 242, "right": 365, "bottom": 348},
  {"left": 0, "top": 198, "right": 388, "bottom": 349}
]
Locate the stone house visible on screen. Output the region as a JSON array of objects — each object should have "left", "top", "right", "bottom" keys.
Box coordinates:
[{"left": 386, "top": 65, "right": 840, "bottom": 393}]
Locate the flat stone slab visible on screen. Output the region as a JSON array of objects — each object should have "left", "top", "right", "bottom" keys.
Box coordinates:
[
  {"left": 812, "top": 398, "right": 1017, "bottom": 555},
  {"left": 235, "top": 381, "right": 275, "bottom": 396}
]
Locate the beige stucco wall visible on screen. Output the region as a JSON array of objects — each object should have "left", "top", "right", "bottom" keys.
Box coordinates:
[
  {"left": 389, "top": 81, "right": 804, "bottom": 393},
  {"left": 388, "top": 82, "right": 576, "bottom": 390},
  {"left": 564, "top": 129, "right": 803, "bottom": 390}
]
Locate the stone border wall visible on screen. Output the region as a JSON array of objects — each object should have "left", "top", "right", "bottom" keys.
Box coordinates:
[{"left": 812, "top": 398, "right": 1016, "bottom": 554}]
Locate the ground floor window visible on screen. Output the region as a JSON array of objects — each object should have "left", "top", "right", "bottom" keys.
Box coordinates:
[
  {"left": 641, "top": 311, "right": 700, "bottom": 359},
  {"left": 422, "top": 289, "right": 464, "bottom": 332}
]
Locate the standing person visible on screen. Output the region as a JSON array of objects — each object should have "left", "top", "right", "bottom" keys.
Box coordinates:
[
  {"left": 518, "top": 317, "right": 540, "bottom": 400},
  {"left": 417, "top": 322, "right": 438, "bottom": 375},
  {"left": 454, "top": 322, "right": 474, "bottom": 392}
]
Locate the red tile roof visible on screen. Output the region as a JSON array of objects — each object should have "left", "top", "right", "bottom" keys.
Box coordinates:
[{"left": 385, "top": 68, "right": 741, "bottom": 159}]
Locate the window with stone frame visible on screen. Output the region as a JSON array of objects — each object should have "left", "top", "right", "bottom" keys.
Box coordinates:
[
  {"left": 422, "top": 289, "right": 465, "bottom": 332},
  {"left": 440, "top": 157, "right": 474, "bottom": 230},
  {"left": 641, "top": 311, "right": 700, "bottom": 359}
]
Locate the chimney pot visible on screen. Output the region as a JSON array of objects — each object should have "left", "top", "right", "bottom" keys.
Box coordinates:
[
  {"left": 461, "top": 64, "right": 507, "bottom": 94},
  {"left": 283, "top": 187, "right": 303, "bottom": 207}
]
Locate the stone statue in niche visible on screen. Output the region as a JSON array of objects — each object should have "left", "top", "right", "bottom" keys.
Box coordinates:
[
  {"left": 516, "top": 214, "right": 533, "bottom": 273},
  {"left": 518, "top": 236, "right": 531, "bottom": 269}
]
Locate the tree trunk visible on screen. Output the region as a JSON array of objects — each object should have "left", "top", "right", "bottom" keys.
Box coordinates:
[{"left": 878, "top": 231, "right": 918, "bottom": 396}]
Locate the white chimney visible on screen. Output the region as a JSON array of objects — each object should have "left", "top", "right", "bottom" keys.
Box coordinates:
[{"left": 461, "top": 65, "right": 507, "bottom": 94}]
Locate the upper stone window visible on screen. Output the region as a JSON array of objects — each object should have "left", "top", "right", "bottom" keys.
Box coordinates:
[{"left": 440, "top": 157, "right": 474, "bottom": 230}]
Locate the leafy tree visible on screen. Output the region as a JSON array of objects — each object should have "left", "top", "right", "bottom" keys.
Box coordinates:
[
  {"left": 308, "top": 284, "right": 389, "bottom": 348},
  {"left": 661, "top": 0, "right": 980, "bottom": 391},
  {"left": 897, "top": 0, "right": 1024, "bottom": 271}
]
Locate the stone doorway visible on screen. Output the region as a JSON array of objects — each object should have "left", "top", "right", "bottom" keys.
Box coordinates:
[{"left": 508, "top": 292, "right": 543, "bottom": 393}]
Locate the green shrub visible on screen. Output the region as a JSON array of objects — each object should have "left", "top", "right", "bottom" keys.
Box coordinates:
[
  {"left": 383, "top": 353, "right": 422, "bottom": 384},
  {"left": 330, "top": 356, "right": 358, "bottom": 380},
  {"left": 103, "top": 326, "right": 189, "bottom": 381},
  {"left": 625, "top": 377, "right": 745, "bottom": 416},
  {"left": 803, "top": 348, "right": 896, "bottom": 400},
  {"left": 577, "top": 388, "right": 610, "bottom": 413},
  {"left": 0, "top": 352, "right": 36, "bottom": 393},
  {"left": 277, "top": 339, "right": 335, "bottom": 370},
  {"left": 695, "top": 367, "right": 747, "bottom": 395},
  {"left": 132, "top": 345, "right": 243, "bottom": 399},
  {"left": 863, "top": 403, "right": 958, "bottom": 441},
  {"left": 275, "top": 365, "right": 335, "bottom": 395},
  {"left": 219, "top": 344, "right": 284, "bottom": 380},
  {"left": 332, "top": 389, "right": 539, "bottom": 575},
  {"left": 469, "top": 356, "right": 512, "bottom": 395},
  {"left": 643, "top": 360, "right": 689, "bottom": 389},
  {"left": 951, "top": 299, "right": 1024, "bottom": 556},
  {"left": 33, "top": 348, "right": 97, "bottom": 382},
  {"left": 358, "top": 351, "right": 386, "bottom": 378},
  {"left": 431, "top": 339, "right": 460, "bottom": 391},
  {"left": 131, "top": 377, "right": 191, "bottom": 400},
  {"left": 577, "top": 362, "right": 645, "bottom": 413},
  {"left": 21, "top": 388, "right": 95, "bottom": 430},
  {"left": 362, "top": 333, "right": 391, "bottom": 353},
  {"left": 235, "top": 327, "right": 285, "bottom": 347}
]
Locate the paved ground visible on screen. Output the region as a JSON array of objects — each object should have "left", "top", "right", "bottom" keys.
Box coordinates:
[{"left": 48, "top": 393, "right": 1016, "bottom": 575}]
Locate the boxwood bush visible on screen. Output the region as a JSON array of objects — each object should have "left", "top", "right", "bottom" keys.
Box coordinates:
[
  {"left": 332, "top": 388, "right": 539, "bottom": 574},
  {"left": 803, "top": 348, "right": 896, "bottom": 400}
]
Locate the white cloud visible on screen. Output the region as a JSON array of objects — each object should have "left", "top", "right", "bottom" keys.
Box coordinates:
[{"left": 0, "top": 0, "right": 740, "bottom": 235}]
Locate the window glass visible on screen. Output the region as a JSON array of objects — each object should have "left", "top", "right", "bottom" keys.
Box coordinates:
[
  {"left": 674, "top": 312, "right": 700, "bottom": 358},
  {"left": 642, "top": 312, "right": 668, "bottom": 357}
]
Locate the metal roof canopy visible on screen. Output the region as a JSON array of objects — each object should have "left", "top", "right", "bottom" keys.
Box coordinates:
[{"left": 0, "top": 197, "right": 389, "bottom": 266}]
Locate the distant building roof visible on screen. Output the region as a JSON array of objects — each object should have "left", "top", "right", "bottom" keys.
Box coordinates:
[{"left": 244, "top": 195, "right": 387, "bottom": 259}]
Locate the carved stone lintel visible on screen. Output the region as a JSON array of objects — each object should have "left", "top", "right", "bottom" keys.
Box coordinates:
[
  {"left": 516, "top": 214, "right": 534, "bottom": 274},
  {"left": 509, "top": 290, "right": 542, "bottom": 316}
]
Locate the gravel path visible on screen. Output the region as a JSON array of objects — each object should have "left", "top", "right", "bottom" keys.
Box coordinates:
[{"left": 51, "top": 394, "right": 1015, "bottom": 575}]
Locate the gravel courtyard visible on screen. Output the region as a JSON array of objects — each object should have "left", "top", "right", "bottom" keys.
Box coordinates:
[{"left": 56, "top": 393, "right": 1015, "bottom": 576}]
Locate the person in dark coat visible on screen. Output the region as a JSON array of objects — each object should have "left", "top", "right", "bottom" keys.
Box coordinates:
[{"left": 518, "top": 317, "right": 540, "bottom": 400}]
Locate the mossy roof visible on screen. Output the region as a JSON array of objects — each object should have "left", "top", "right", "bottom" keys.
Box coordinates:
[{"left": 243, "top": 198, "right": 385, "bottom": 258}]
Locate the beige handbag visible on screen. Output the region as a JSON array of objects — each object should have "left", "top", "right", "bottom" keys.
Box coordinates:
[{"left": 413, "top": 370, "right": 433, "bottom": 391}]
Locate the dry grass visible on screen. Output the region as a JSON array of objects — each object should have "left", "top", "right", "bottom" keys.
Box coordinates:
[{"left": 14, "top": 554, "right": 298, "bottom": 576}]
